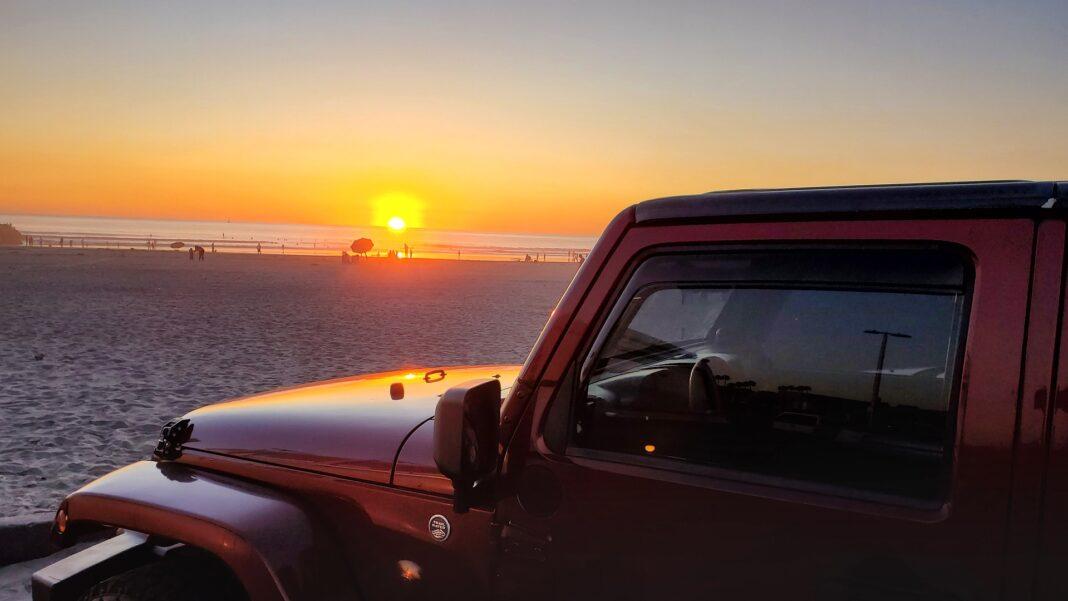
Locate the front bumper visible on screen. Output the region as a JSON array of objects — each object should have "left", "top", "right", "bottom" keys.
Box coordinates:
[{"left": 32, "top": 532, "right": 152, "bottom": 601}]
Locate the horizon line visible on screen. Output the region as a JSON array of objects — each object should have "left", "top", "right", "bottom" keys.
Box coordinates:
[{"left": 0, "top": 209, "right": 603, "bottom": 240}]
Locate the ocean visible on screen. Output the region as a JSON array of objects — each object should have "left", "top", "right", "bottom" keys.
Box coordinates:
[{"left": 0, "top": 213, "right": 596, "bottom": 262}]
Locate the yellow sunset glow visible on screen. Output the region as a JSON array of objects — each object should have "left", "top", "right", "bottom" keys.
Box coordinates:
[
  {"left": 1, "top": 4, "right": 1065, "bottom": 235},
  {"left": 372, "top": 193, "right": 424, "bottom": 231}
]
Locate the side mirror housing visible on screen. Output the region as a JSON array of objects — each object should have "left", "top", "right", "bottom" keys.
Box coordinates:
[{"left": 434, "top": 378, "right": 501, "bottom": 512}]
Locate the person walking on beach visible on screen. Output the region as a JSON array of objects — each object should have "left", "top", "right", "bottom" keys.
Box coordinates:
[
  {"left": 257, "top": 242, "right": 262, "bottom": 254},
  {"left": 196, "top": 245, "right": 205, "bottom": 261},
  {"left": 210, "top": 242, "right": 215, "bottom": 253},
  {"left": 188, "top": 248, "right": 194, "bottom": 261}
]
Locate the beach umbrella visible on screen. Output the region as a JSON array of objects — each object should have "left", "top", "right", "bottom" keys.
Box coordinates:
[
  {"left": 170, "top": 241, "right": 185, "bottom": 249},
  {"left": 350, "top": 238, "right": 373, "bottom": 255}
]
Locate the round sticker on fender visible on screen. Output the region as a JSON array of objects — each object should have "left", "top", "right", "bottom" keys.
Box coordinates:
[{"left": 428, "top": 514, "right": 451, "bottom": 542}]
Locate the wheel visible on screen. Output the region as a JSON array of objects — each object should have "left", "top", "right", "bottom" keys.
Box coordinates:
[{"left": 78, "top": 551, "right": 246, "bottom": 601}]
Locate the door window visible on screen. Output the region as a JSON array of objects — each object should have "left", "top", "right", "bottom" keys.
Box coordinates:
[{"left": 572, "top": 249, "right": 969, "bottom": 503}]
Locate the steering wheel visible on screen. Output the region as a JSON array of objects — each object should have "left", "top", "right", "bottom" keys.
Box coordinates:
[{"left": 688, "top": 356, "right": 724, "bottom": 414}]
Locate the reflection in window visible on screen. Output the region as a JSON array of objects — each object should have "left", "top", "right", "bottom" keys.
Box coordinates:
[{"left": 576, "top": 282, "right": 966, "bottom": 502}]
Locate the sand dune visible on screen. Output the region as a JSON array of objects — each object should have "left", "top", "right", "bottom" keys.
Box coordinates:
[{"left": 0, "top": 247, "right": 576, "bottom": 517}]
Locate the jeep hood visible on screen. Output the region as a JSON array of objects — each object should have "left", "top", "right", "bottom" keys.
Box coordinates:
[{"left": 181, "top": 365, "right": 521, "bottom": 487}]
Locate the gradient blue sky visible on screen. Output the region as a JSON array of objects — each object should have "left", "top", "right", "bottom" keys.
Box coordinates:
[{"left": 1, "top": 1, "right": 1065, "bottom": 233}]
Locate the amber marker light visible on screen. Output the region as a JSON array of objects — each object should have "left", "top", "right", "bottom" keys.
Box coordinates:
[
  {"left": 51, "top": 505, "right": 71, "bottom": 546},
  {"left": 55, "top": 507, "right": 68, "bottom": 534},
  {"left": 644, "top": 444, "right": 656, "bottom": 453},
  {"left": 397, "top": 559, "right": 422, "bottom": 581}
]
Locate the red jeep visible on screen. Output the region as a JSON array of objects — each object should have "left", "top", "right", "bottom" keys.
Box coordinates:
[{"left": 33, "top": 181, "right": 1068, "bottom": 600}]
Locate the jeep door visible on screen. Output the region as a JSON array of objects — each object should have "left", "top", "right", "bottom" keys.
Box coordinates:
[{"left": 496, "top": 219, "right": 1034, "bottom": 600}]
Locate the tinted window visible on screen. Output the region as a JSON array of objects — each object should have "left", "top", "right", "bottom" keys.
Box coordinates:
[{"left": 573, "top": 250, "right": 968, "bottom": 503}]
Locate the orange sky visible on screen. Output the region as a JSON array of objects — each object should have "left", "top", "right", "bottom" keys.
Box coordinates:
[{"left": 1, "top": 2, "right": 1065, "bottom": 235}]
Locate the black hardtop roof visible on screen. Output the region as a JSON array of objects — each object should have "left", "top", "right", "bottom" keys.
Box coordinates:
[{"left": 635, "top": 180, "right": 1067, "bottom": 224}]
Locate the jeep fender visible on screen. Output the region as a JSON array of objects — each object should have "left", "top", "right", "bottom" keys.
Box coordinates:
[{"left": 56, "top": 461, "right": 359, "bottom": 601}]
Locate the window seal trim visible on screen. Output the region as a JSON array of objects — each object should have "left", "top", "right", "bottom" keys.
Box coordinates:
[{"left": 565, "top": 446, "right": 951, "bottom": 522}]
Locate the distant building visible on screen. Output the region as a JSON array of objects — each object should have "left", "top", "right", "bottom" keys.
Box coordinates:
[{"left": 0, "top": 223, "right": 24, "bottom": 246}]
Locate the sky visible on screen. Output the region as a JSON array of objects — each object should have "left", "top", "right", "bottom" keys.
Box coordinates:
[{"left": 1, "top": 1, "right": 1065, "bottom": 235}]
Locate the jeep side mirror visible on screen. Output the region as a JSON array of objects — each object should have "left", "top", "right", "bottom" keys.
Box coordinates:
[{"left": 434, "top": 378, "right": 501, "bottom": 513}]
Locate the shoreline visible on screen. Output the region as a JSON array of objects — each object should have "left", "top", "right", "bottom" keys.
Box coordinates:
[
  {"left": 1, "top": 213, "right": 596, "bottom": 263},
  {"left": 2, "top": 244, "right": 588, "bottom": 263}
]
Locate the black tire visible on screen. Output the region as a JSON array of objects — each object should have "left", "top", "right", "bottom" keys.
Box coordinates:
[{"left": 78, "top": 552, "right": 246, "bottom": 601}]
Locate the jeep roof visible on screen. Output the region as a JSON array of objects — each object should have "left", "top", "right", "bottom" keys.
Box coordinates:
[{"left": 636, "top": 179, "right": 1067, "bottom": 223}]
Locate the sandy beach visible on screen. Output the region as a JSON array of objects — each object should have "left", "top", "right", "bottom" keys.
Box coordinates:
[{"left": 0, "top": 247, "right": 577, "bottom": 518}]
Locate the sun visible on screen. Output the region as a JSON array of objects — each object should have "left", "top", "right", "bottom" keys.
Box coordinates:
[{"left": 372, "top": 192, "right": 424, "bottom": 231}]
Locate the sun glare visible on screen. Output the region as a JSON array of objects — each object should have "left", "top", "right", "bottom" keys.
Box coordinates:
[{"left": 372, "top": 192, "right": 424, "bottom": 231}]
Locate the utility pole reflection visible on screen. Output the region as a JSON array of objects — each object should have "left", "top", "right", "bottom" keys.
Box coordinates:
[{"left": 864, "top": 328, "right": 912, "bottom": 428}]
